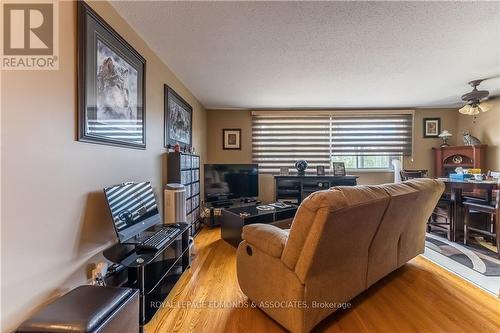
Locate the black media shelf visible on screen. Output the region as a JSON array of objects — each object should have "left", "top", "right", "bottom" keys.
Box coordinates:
[
  {"left": 275, "top": 175, "right": 358, "bottom": 204},
  {"left": 103, "top": 223, "right": 190, "bottom": 331},
  {"left": 167, "top": 152, "right": 202, "bottom": 236}
]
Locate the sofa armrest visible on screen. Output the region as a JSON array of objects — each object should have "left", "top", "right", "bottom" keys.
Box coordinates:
[{"left": 242, "top": 224, "right": 289, "bottom": 258}]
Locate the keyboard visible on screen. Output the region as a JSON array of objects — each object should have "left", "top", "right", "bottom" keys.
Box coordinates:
[{"left": 136, "top": 226, "right": 180, "bottom": 251}]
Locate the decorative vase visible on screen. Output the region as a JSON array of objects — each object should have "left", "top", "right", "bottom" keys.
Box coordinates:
[{"left": 295, "top": 160, "right": 308, "bottom": 176}]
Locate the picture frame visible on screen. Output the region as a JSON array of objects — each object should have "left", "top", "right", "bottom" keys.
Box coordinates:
[
  {"left": 165, "top": 85, "right": 193, "bottom": 149},
  {"left": 280, "top": 166, "right": 290, "bottom": 176},
  {"left": 332, "top": 162, "right": 346, "bottom": 176},
  {"left": 316, "top": 165, "right": 325, "bottom": 176},
  {"left": 423, "top": 118, "right": 441, "bottom": 138},
  {"left": 223, "top": 128, "right": 241, "bottom": 150},
  {"left": 77, "top": 1, "right": 146, "bottom": 149}
]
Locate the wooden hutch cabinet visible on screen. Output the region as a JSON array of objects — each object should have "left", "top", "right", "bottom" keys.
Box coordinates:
[{"left": 432, "top": 145, "right": 487, "bottom": 177}]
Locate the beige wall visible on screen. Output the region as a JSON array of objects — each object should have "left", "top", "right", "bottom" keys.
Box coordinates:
[
  {"left": 207, "top": 111, "right": 253, "bottom": 165},
  {"left": 205, "top": 110, "right": 278, "bottom": 202},
  {"left": 457, "top": 99, "right": 500, "bottom": 171},
  {"left": 403, "top": 108, "right": 458, "bottom": 177},
  {"left": 206, "top": 108, "right": 458, "bottom": 200},
  {"left": 0, "top": 1, "right": 207, "bottom": 331}
]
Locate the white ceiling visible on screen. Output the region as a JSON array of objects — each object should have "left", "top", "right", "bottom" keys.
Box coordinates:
[{"left": 111, "top": 1, "right": 500, "bottom": 110}]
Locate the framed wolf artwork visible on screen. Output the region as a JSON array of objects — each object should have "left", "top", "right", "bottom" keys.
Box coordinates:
[
  {"left": 164, "top": 85, "right": 192, "bottom": 149},
  {"left": 77, "top": 1, "right": 146, "bottom": 149}
]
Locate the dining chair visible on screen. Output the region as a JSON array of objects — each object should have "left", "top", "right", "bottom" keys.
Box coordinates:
[
  {"left": 428, "top": 182, "right": 453, "bottom": 240},
  {"left": 400, "top": 169, "right": 428, "bottom": 181},
  {"left": 463, "top": 189, "right": 499, "bottom": 258}
]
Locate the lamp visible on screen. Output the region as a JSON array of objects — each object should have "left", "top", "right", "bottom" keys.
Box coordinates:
[{"left": 438, "top": 130, "right": 452, "bottom": 147}]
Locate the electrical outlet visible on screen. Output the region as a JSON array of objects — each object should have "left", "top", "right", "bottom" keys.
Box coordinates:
[{"left": 91, "top": 262, "right": 108, "bottom": 286}]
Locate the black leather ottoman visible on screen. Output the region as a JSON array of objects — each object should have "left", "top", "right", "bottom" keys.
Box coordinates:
[{"left": 17, "top": 285, "right": 139, "bottom": 333}]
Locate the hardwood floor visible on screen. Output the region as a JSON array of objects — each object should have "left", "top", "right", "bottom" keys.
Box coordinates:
[{"left": 146, "top": 227, "right": 500, "bottom": 333}]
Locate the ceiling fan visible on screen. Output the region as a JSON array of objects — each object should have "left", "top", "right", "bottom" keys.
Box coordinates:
[{"left": 458, "top": 79, "right": 492, "bottom": 115}]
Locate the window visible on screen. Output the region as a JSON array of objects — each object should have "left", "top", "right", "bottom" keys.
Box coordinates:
[
  {"left": 332, "top": 155, "right": 401, "bottom": 170},
  {"left": 252, "top": 113, "right": 412, "bottom": 174}
]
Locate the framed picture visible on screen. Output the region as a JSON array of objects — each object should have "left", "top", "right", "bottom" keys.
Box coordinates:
[
  {"left": 423, "top": 118, "right": 441, "bottom": 138},
  {"left": 280, "top": 166, "right": 290, "bottom": 176},
  {"left": 77, "top": 2, "right": 146, "bottom": 149},
  {"left": 165, "top": 85, "right": 192, "bottom": 149},
  {"left": 223, "top": 129, "right": 241, "bottom": 150},
  {"left": 316, "top": 165, "right": 325, "bottom": 176},
  {"left": 332, "top": 162, "right": 346, "bottom": 176}
]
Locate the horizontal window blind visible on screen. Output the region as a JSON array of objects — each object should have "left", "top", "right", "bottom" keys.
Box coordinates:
[
  {"left": 252, "top": 116, "right": 331, "bottom": 174},
  {"left": 331, "top": 115, "right": 413, "bottom": 156},
  {"left": 252, "top": 114, "right": 413, "bottom": 174}
]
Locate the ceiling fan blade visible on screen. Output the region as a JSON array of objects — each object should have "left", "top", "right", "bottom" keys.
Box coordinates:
[
  {"left": 461, "top": 89, "right": 489, "bottom": 102},
  {"left": 480, "top": 74, "right": 500, "bottom": 81}
]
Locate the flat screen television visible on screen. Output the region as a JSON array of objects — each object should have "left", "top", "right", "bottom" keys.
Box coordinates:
[
  {"left": 204, "top": 164, "right": 259, "bottom": 205},
  {"left": 104, "top": 181, "right": 161, "bottom": 242}
]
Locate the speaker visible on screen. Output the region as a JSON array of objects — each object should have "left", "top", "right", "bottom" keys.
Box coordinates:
[{"left": 164, "top": 183, "right": 186, "bottom": 224}]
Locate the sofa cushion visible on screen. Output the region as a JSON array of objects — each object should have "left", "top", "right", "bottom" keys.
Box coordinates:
[
  {"left": 294, "top": 186, "right": 390, "bottom": 284},
  {"left": 281, "top": 189, "right": 349, "bottom": 270},
  {"left": 398, "top": 179, "right": 445, "bottom": 265},
  {"left": 366, "top": 183, "right": 419, "bottom": 286}
]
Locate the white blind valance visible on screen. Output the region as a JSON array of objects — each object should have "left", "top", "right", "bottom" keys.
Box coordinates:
[{"left": 252, "top": 113, "right": 413, "bottom": 174}]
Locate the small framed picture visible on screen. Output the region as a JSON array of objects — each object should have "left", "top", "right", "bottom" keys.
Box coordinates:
[
  {"left": 223, "top": 129, "right": 241, "bottom": 150},
  {"left": 316, "top": 165, "right": 325, "bottom": 176},
  {"left": 423, "top": 118, "right": 440, "bottom": 138},
  {"left": 332, "top": 162, "right": 346, "bottom": 176},
  {"left": 280, "top": 166, "right": 290, "bottom": 176}
]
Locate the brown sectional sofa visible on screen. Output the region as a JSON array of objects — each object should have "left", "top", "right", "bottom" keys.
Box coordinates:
[{"left": 236, "top": 179, "right": 444, "bottom": 333}]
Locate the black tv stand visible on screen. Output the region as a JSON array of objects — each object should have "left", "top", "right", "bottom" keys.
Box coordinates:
[
  {"left": 211, "top": 201, "right": 232, "bottom": 208},
  {"left": 275, "top": 175, "right": 358, "bottom": 204}
]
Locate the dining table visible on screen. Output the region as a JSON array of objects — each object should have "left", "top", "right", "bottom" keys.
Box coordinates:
[{"left": 437, "top": 178, "right": 499, "bottom": 242}]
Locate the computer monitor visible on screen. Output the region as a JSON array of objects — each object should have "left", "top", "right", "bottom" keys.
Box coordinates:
[
  {"left": 204, "top": 164, "right": 259, "bottom": 205},
  {"left": 104, "top": 181, "right": 161, "bottom": 242}
]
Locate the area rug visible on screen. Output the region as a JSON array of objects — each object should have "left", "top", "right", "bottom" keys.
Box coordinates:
[{"left": 424, "top": 232, "right": 500, "bottom": 295}]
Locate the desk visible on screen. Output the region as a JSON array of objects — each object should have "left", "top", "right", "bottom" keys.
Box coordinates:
[
  {"left": 439, "top": 179, "right": 499, "bottom": 241},
  {"left": 103, "top": 223, "right": 190, "bottom": 332}
]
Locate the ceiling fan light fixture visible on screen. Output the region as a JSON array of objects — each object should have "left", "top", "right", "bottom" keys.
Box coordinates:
[
  {"left": 478, "top": 101, "right": 491, "bottom": 112},
  {"left": 459, "top": 104, "right": 481, "bottom": 115},
  {"left": 459, "top": 104, "right": 473, "bottom": 115},
  {"left": 459, "top": 79, "right": 493, "bottom": 116}
]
